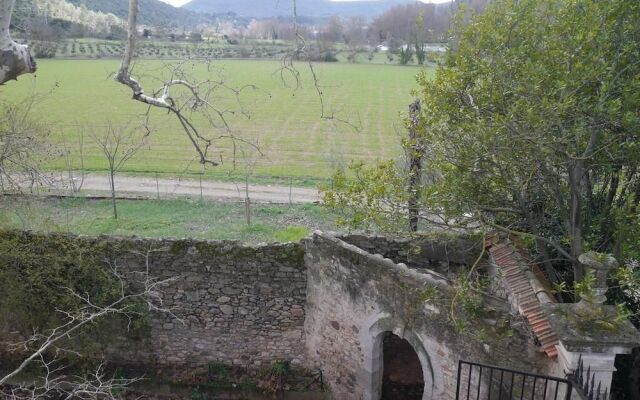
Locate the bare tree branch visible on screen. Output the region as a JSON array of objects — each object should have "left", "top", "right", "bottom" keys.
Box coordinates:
[
  {"left": 0, "top": 0, "right": 36, "bottom": 85},
  {"left": 115, "top": 0, "right": 263, "bottom": 168},
  {"left": 274, "top": 0, "right": 362, "bottom": 131},
  {"left": 0, "top": 247, "right": 180, "bottom": 397}
]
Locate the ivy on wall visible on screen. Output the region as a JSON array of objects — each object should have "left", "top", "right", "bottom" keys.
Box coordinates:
[{"left": 0, "top": 230, "right": 150, "bottom": 363}]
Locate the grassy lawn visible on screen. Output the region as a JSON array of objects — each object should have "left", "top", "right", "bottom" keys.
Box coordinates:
[
  {"left": 0, "top": 196, "right": 340, "bottom": 243},
  {"left": 2, "top": 59, "right": 430, "bottom": 185}
]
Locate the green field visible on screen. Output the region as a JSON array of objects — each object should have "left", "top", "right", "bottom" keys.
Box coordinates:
[
  {"left": 0, "top": 197, "right": 339, "bottom": 243},
  {"left": 3, "top": 59, "right": 430, "bottom": 185}
]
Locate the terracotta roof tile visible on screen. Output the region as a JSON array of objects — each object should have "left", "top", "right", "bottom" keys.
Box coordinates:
[{"left": 488, "top": 240, "right": 559, "bottom": 358}]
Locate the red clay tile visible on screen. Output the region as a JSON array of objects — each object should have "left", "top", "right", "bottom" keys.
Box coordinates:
[{"left": 488, "top": 238, "right": 559, "bottom": 359}]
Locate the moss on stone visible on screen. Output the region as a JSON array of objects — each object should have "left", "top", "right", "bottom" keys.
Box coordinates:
[{"left": 170, "top": 239, "right": 191, "bottom": 256}]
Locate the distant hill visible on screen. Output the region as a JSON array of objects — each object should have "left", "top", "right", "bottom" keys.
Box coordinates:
[
  {"left": 67, "top": 0, "right": 213, "bottom": 27},
  {"left": 183, "top": 0, "right": 452, "bottom": 19}
]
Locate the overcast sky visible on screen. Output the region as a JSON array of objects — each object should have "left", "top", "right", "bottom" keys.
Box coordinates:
[{"left": 160, "top": 0, "right": 451, "bottom": 8}]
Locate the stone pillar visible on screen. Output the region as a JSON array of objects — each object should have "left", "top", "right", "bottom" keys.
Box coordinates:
[
  {"left": 545, "top": 252, "right": 640, "bottom": 397},
  {"left": 545, "top": 303, "right": 640, "bottom": 396},
  {"left": 556, "top": 341, "right": 619, "bottom": 394}
]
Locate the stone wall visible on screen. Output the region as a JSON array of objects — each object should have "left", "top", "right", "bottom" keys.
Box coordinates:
[
  {"left": 0, "top": 231, "right": 308, "bottom": 371},
  {"left": 340, "top": 233, "right": 482, "bottom": 277},
  {"left": 304, "top": 232, "right": 551, "bottom": 399},
  {"left": 1, "top": 229, "right": 562, "bottom": 399}
]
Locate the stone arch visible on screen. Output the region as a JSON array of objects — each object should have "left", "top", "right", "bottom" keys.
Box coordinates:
[{"left": 359, "top": 313, "right": 440, "bottom": 400}]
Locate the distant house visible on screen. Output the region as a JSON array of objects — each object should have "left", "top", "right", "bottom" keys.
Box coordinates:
[{"left": 400, "top": 43, "right": 447, "bottom": 53}]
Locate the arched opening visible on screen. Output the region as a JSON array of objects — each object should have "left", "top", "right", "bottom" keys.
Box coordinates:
[
  {"left": 381, "top": 332, "right": 424, "bottom": 400},
  {"left": 360, "top": 314, "right": 437, "bottom": 400}
]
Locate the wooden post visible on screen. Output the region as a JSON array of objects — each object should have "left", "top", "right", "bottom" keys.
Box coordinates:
[
  {"left": 245, "top": 175, "right": 251, "bottom": 226},
  {"left": 289, "top": 177, "right": 293, "bottom": 205},
  {"left": 155, "top": 173, "right": 160, "bottom": 200}
]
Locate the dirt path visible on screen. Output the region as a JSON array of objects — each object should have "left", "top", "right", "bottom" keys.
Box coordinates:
[{"left": 42, "top": 173, "right": 321, "bottom": 204}]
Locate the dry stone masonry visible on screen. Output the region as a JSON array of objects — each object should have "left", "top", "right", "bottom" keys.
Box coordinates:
[
  {"left": 0, "top": 231, "right": 308, "bottom": 370},
  {"left": 0, "top": 230, "right": 638, "bottom": 399},
  {"left": 304, "top": 232, "right": 550, "bottom": 399}
]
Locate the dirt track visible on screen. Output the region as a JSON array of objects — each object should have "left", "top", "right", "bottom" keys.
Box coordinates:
[{"left": 61, "top": 174, "right": 321, "bottom": 204}]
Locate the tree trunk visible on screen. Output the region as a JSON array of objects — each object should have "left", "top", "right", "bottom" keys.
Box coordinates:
[
  {"left": 407, "top": 100, "right": 423, "bottom": 232},
  {"left": 536, "top": 239, "right": 560, "bottom": 285},
  {"left": 568, "top": 165, "right": 585, "bottom": 281},
  {"left": 109, "top": 171, "right": 118, "bottom": 220},
  {"left": 0, "top": 0, "right": 36, "bottom": 85}
]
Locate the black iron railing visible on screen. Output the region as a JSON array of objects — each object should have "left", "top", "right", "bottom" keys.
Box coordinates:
[
  {"left": 569, "top": 356, "right": 610, "bottom": 400},
  {"left": 456, "top": 360, "right": 574, "bottom": 400}
]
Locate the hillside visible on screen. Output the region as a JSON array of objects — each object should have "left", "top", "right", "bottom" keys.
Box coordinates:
[
  {"left": 12, "top": 0, "right": 124, "bottom": 34},
  {"left": 67, "top": 0, "right": 212, "bottom": 27},
  {"left": 183, "top": 0, "right": 452, "bottom": 19}
]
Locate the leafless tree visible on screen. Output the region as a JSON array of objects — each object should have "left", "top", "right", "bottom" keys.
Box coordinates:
[
  {"left": 0, "top": 248, "right": 180, "bottom": 399},
  {"left": 93, "top": 122, "right": 145, "bottom": 219},
  {"left": 277, "top": 2, "right": 362, "bottom": 131},
  {"left": 321, "top": 16, "right": 344, "bottom": 43},
  {"left": 61, "top": 129, "right": 86, "bottom": 194},
  {"left": 115, "top": 0, "right": 260, "bottom": 169},
  {"left": 343, "top": 16, "right": 367, "bottom": 63},
  {"left": 368, "top": 3, "right": 453, "bottom": 48},
  {"left": 231, "top": 141, "right": 262, "bottom": 226},
  {"left": 0, "top": 97, "right": 52, "bottom": 193}
]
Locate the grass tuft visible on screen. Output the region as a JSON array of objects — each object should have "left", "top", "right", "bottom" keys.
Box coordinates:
[{"left": 275, "top": 226, "right": 310, "bottom": 242}]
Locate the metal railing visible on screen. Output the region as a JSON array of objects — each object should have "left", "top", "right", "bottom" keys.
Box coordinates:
[
  {"left": 456, "top": 360, "right": 574, "bottom": 400},
  {"left": 569, "top": 356, "right": 610, "bottom": 400}
]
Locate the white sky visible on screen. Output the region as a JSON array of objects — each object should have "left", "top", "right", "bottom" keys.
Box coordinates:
[{"left": 160, "top": 0, "right": 452, "bottom": 8}]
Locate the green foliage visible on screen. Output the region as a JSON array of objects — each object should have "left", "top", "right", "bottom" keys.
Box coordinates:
[
  {"left": 611, "top": 263, "right": 640, "bottom": 326},
  {"left": 190, "top": 387, "right": 209, "bottom": 400},
  {"left": 66, "top": 0, "right": 212, "bottom": 27},
  {"left": 322, "top": 160, "right": 411, "bottom": 233},
  {"left": 574, "top": 270, "right": 597, "bottom": 302},
  {"left": 450, "top": 276, "right": 485, "bottom": 333},
  {"left": 239, "top": 378, "right": 257, "bottom": 390},
  {"left": 569, "top": 301, "right": 632, "bottom": 332},
  {"left": 0, "top": 231, "right": 149, "bottom": 349},
  {"left": 419, "top": 285, "right": 438, "bottom": 302},
  {"left": 257, "top": 360, "right": 291, "bottom": 395},
  {"left": 414, "top": 42, "right": 426, "bottom": 65},
  {"left": 399, "top": 46, "right": 413, "bottom": 65},
  {"left": 326, "top": 0, "right": 640, "bottom": 300},
  {"left": 415, "top": 0, "right": 640, "bottom": 272},
  {"left": 207, "top": 362, "right": 229, "bottom": 382},
  {"left": 275, "top": 226, "right": 310, "bottom": 242},
  {"left": 268, "top": 360, "right": 290, "bottom": 377}
]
